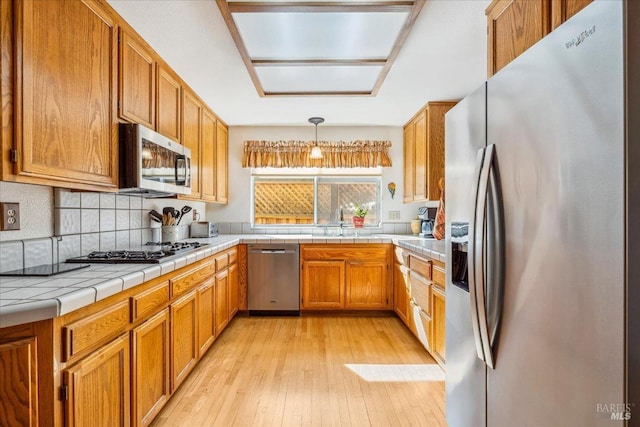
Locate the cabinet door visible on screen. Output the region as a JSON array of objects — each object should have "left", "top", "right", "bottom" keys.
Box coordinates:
[
  {"left": 63, "top": 334, "right": 130, "bottom": 427},
  {"left": 413, "top": 112, "right": 427, "bottom": 201},
  {"left": 201, "top": 109, "right": 217, "bottom": 202},
  {"left": 214, "top": 269, "right": 229, "bottom": 335},
  {"left": 16, "top": 0, "right": 117, "bottom": 188},
  {"left": 228, "top": 263, "right": 239, "bottom": 319},
  {"left": 393, "top": 263, "right": 410, "bottom": 326},
  {"left": 402, "top": 124, "right": 415, "bottom": 202},
  {"left": 170, "top": 290, "right": 197, "bottom": 393},
  {"left": 486, "top": 0, "right": 551, "bottom": 76},
  {"left": 425, "top": 103, "right": 453, "bottom": 201},
  {"left": 131, "top": 309, "right": 169, "bottom": 427},
  {"left": 181, "top": 90, "right": 202, "bottom": 199},
  {"left": 0, "top": 338, "right": 38, "bottom": 426},
  {"left": 215, "top": 121, "right": 228, "bottom": 204},
  {"left": 156, "top": 64, "right": 181, "bottom": 143},
  {"left": 551, "top": 0, "right": 592, "bottom": 29},
  {"left": 118, "top": 28, "right": 155, "bottom": 128},
  {"left": 301, "top": 260, "right": 345, "bottom": 309},
  {"left": 197, "top": 278, "right": 216, "bottom": 357},
  {"left": 345, "top": 261, "right": 389, "bottom": 309},
  {"left": 431, "top": 286, "right": 446, "bottom": 364}
]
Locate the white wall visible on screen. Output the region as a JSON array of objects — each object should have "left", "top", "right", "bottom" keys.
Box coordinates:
[
  {"left": 205, "top": 126, "right": 434, "bottom": 223},
  {"left": 0, "top": 182, "right": 54, "bottom": 241}
]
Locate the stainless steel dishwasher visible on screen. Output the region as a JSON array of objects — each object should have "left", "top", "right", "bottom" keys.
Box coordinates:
[{"left": 248, "top": 244, "right": 300, "bottom": 315}]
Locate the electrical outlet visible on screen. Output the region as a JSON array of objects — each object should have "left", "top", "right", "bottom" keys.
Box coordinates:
[
  {"left": 388, "top": 210, "right": 400, "bottom": 220},
  {"left": 1, "top": 202, "right": 20, "bottom": 230}
]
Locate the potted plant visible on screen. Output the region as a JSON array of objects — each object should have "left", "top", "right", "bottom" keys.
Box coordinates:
[{"left": 352, "top": 204, "right": 368, "bottom": 228}]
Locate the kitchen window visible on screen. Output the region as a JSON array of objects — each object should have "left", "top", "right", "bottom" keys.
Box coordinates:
[{"left": 251, "top": 174, "right": 380, "bottom": 227}]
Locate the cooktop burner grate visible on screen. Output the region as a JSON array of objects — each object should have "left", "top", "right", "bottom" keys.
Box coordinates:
[{"left": 66, "top": 242, "right": 208, "bottom": 264}]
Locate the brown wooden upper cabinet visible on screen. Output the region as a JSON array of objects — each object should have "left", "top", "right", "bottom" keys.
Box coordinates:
[
  {"left": 486, "top": 0, "right": 592, "bottom": 77},
  {"left": 181, "top": 89, "right": 203, "bottom": 200},
  {"left": 118, "top": 28, "right": 155, "bottom": 129},
  {"left": 215, "top": 121, "right": 229, "bottom": 204},
  {"left": 403, "top": 102, "right": 456, "bottom": 203},
  {"left": 8, "top": 0, "right": 118, "bottom": 190},
  {"left": 156, "top": 64, "right": 182, "bottom": 143},
  {"left": 201, "top": 109, "right": 217, "bottom": 202},
  {"left": 551, "top": 0, "right": 593, "bottom": 29}
]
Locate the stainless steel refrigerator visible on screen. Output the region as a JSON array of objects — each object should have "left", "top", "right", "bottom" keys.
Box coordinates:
[{"left": 445, "top": 1, "right": 639, "bottom": 426}]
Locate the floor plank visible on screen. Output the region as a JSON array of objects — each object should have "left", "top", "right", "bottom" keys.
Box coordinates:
[{"left": 151, "top": 316, "right": 446, "bottom": 427}]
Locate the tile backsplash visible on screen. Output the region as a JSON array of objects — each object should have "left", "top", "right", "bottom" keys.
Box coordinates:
[
  {"left": 54, "top": 189, "right": 153, "bottom": 260},
  {"left": 0, "top": 187, "right": 414, "bottom": 273}
]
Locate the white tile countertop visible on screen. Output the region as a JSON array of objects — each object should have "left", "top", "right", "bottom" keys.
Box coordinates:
[{"left": 0, "top": 235, "right": 444, "bottom": 328}]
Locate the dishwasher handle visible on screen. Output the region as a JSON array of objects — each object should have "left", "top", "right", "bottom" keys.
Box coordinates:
[{"left": 249, "top": 248, "right": 297, "bottom": 254}]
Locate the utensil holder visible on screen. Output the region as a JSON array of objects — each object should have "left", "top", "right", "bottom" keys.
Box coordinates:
[{"left": 161, "top": 225, "right": 188, "bottom": 242}]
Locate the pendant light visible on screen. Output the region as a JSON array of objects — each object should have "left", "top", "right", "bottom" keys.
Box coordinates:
[{"left": 309, "top": 116, "right": 324, "bottom": 159}]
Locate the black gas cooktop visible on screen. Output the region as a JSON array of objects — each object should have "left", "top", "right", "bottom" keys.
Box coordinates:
[{"left": 66, "top": 242, "right": 208, "bottom": 264}]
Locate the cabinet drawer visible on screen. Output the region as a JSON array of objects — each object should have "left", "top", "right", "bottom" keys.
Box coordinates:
[
  {"left": 302, "top": 245, "right": 388, "bottom": 261},
  {"left": 171, "top": 260, "right": 215, "bottom": 298},
  {"left": 394, "top": 246, "right": 408, "bottom": 265},
  {"left": 130, "top": 281, "right": 169, "bottom": 322},
  {"left": 62, "top": 301, "right": 129, "bottom": 362},
  {"left": 417, "top": 306, "right": 432, "bottom": 352},
  {"left": 409, "top": 255, "right": 432, "bottom": 280},
  {"left": 432, "top": 261, "right": 445, "bottom": 289},
  {"left": 215, "top": 253, "right": 228, "bottom": 271},
  {"left": 410, "top": 272, "right": 431, "bottom": 315},
  {"left": 228, "top": 248, "right": 238, "bottom": 265}
]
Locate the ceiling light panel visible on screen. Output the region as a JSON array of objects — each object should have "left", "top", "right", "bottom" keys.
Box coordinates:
[
  {"left": 232, "top": 12, "right": 408, "bottom": 59},
  {"left": 216, "top": 1, "right": 424, "bottom": 96},
  {"left": 255, "top": 65, "right": 384, "bottom": 93}
]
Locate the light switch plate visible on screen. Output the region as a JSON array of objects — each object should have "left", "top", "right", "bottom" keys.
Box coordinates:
[
  {"left": 388, "top": 210, "right": 400, "bottom": 220},
  {"left": 1, "top": 202, "right": 20, "bottom": 230}
]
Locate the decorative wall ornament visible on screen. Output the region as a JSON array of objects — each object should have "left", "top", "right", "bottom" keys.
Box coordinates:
[
  {"left": 242, "top": 140, "right": 392, "bottom": 168},
  {"left": 387, "top": 182, "right": 396, "bottom": 199}
]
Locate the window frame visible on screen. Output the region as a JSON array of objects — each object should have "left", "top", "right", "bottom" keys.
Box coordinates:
[{"left": 250, "top": 175, "right": 382, "bottom": 228}]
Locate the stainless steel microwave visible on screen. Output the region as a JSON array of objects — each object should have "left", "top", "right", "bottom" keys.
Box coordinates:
[{"left": 118, "top": 123, "right": 191, "bottom": 197}]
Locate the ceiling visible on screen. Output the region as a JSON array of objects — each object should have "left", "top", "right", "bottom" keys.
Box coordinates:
[{"left": 107, "top": 0, "right": 490, "bottom": 126}]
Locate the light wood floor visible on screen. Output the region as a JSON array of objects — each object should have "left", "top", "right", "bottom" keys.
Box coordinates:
[{"left": 151, "top": 316, "right": 446, "bottom": 427}]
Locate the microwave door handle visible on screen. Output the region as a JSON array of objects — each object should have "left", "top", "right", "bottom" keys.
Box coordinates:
[{"left": 175, "top": 155, "right": 186, "bottom": 185}]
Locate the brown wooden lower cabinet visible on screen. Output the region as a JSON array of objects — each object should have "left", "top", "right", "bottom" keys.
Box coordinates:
[
  {"left": 301, "top": 260, "right": 345, "bottom": 309},
  {"left": 431, "top": 285, "right": 446, "bottom": 364},
  {"left": 63, "top": 333, "right": 131, "bottom": 427},
  {"left": 228, "top": 263, "right": 239, "bottom": 318},
  {"left": 197, "top": 277, "right": 216, "bottom": 357},
  {"left": 131, "top": 309, "right": 170, "bottom": 427},
  {"left": 0, "top": 337, "right": 38, "bottom": 426},
  {"left": 345, "top": 260, "right": 389, "bottom": 309},
  {"left": 393, "top": 263, "right": 410, "bottom": 325},
  {"left": 215, "top": 269, "right": 229, "bottom": 335},
  {"left": 394, "top": 248, "right": 446, "bottom": 367},
  {"left": 0, "top": 246, "right": 240, "bottom": 427},
  {"left": 170, "top": 290, "right": 198, "bottom": 393},
  {"left": 300, "top": 244, "right": 392, "bottom": 310}
]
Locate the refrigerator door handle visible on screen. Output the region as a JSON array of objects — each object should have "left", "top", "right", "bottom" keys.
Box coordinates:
[
  {"left": 484, "top": 148, "right": 505, "bottom": 369},
  {"left": 468, "top": 147, "right": 487, "bottom": 362},
  {"left": 475, "top": 144, "right": 499, "bottom": 369}
]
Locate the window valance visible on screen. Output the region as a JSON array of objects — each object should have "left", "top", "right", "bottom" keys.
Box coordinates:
[{"left": 242, "top": 140, "right": 392, "bottom": 168}]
